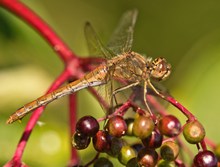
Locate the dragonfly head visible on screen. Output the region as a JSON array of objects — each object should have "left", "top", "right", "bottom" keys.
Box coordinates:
[{"left": 150, "top": 57, "right": 171, "bottom": 81}]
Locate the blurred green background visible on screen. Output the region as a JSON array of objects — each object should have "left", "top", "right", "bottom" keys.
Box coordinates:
[{"left": 1, "top": 0, "right": 220, "bottom": 166}]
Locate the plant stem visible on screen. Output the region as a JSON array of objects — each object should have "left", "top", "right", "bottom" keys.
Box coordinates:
[
  {"left": 0, "top": 0, "right": 77, "bottom": 63},
  {"left": 68, "top": 92, "right": 79, "bottom": 166},
  {"left": 4, "top": 69, "right": 71, "bottom": 166},
  {"left": 165, "top": 95, "right": 196, "bottom": 121},
  {"left": 0, "top": 0, "right": 83, "bottom": 165}
]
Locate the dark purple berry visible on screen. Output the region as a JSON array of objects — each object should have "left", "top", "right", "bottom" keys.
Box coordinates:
[
  {"left": 105, "top": 115, "right": 127, "bottom": 137},
  {"left": 193, "top": 150, "right": 218, "bottom": 167},
  {"left": 142, "top": 129, "right": 163, "bottom": 148},
  {"left": 132, "top": 115, "right": 155, "bottom": 139},
  {"left": 110, "top": 137, "right": 127, "bottom": 157},
  {"left": 158, "top": 115, "right": 181, "bottom": 137},
  {"left": 92, "top": 130, "right": 111, "bottom": 152},
  {"left": 72, "top": 132, "right": 90, "bottom": 150},
  {"left": 183, "top": 120, "right": 205, "bottom": 144},
  {"left": 131, "top": 143, "right": 144, "bottom": 153},
  {"left": 138, "top": 148, "right": 158, "bottom": 167},
  {"left": 76, "top": 116, "right": 99, "bottom": 137}
]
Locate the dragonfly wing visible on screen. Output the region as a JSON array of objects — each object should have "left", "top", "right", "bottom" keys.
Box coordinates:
[
  {"left": 84, "top": 22, "right": 115, "bottom": 59},
  {"left": 107, "top": 9, "right": 138, "bottom": 54}
]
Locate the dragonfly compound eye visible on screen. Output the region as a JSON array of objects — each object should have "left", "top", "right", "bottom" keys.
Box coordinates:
[{"left": 150, "top": 58, "right": 171, "bottom": 81}]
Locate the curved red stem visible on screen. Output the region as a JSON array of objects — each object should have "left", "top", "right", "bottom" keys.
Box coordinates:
[
  {"left": 68, "top": 93, "right": 79, "bottom": 166},
  {"left": 0, "top": 0, "right": 76, "bottom": 63},
  {"left": 14, "top": 70, "right": 71, "bottom": 165},
  {"left": 165, "top": 95, "right": 196, "bottom": 121},
  {"left": 0, "top": 0, "right": 84, "bottom": 166}
]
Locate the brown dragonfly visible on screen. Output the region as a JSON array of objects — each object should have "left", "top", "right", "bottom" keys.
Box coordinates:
[{"left": 7, "top": 9, "right": 171, "bottom": 124}]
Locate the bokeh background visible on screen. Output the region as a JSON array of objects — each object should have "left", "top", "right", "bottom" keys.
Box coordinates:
[{"left": 1, "top": 0, "right": 220, "bottom": 166}]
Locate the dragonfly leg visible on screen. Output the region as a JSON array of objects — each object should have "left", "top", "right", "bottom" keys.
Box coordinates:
[
  {"left": 143, "top": 81, "right": 153, "bottom": 116},
  {"left": 147, "top": 79, "right": 165, "bottom": 99},
  {"left": 111, "top": 82, "right": 140, "bottom": 110}
]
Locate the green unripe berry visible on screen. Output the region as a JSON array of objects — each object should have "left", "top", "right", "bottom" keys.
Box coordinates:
[
  {"left": 183, "top": 120, "right": 205, "bottom": 144},
  {"left": 132, "top": 115, "right": 155, "bottom": 139}
]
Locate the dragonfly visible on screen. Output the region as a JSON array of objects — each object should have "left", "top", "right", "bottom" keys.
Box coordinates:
[{"left": 7, "top": 9, "right": 171, "bottom": 124}]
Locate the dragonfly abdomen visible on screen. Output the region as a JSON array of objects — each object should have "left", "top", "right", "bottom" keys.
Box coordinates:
[{"left": 7, "top": 65, "right": 108, "bottom": 124}]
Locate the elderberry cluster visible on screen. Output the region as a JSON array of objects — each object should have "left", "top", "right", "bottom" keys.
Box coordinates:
[{"left": 72, "top": 114, "right": 218, "bottom": 166}]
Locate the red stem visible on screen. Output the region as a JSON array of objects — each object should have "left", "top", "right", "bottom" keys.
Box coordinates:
[
  {"left": 0, "top": 0, "right": 76, "bottom": 63},
  {"left": 165, "top": 95, "right": 196, "bottom": 121},
  {"left": 0, "top": 0, "right": 83, "bottom": 165},
  {"left": 114, "top": 100, "right": 132, "bottom": 116},
  {"left": 4, "top": 69, "right": 71, "bottom": 166},
  {"left": 68, "top": 93, "right": 79, "bottom": 166},
  {"left": 200, "top": 139, "right": 207, "bottom": 151}
]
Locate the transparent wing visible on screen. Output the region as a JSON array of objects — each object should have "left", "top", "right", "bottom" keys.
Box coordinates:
[
  {"left": 107, "top": 9, "right": 138, "bottom": 54},
  {"left": 84, "top": 22, "right": 115, "bottom": 59}
]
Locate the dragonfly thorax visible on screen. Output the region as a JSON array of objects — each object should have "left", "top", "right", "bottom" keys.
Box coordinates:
[
  {"left": 108, "top": 52, "right": 151, "bottom": 82},
  {"left": 149, "top": 57, "right": 171, "bottom": 81}
]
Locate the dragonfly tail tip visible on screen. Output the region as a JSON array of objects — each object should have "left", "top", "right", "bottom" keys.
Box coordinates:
[{"left": 6, "top": 118, "right": 13, "bottom": 124}]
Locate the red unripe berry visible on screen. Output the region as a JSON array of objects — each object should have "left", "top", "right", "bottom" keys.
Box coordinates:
[
  {"left": 92, "top": 130, "right": 111, "bottom": 152},
  {"left": 158, "top": 115, "right": 181, "bottom": 137},
  {"left": 105, "top": 115, "right": 127, "bottom": 137}
]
